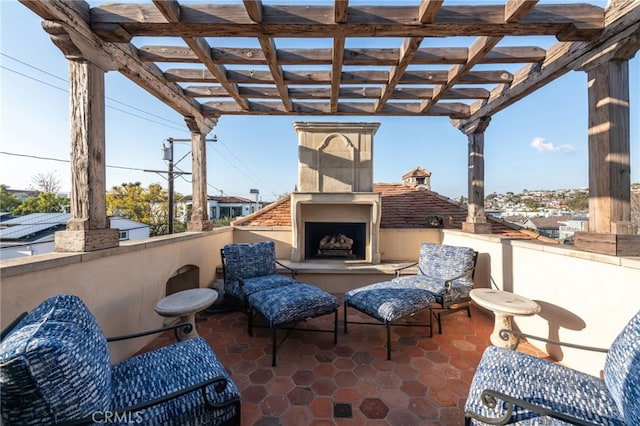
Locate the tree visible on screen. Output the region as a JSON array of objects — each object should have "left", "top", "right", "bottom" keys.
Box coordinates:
[
  {"left": 106, "top": 182, "right": 184, "bottom": 236},
  {"left": 31, "top": 171, "right": 61, "bottom": 193},
  {"left": 566, "top": 191, "right": 589, "bottom": 211},
  {"left": 0, "top": 185, "right": 21, "bottom": 212},
  {"left": 12, "top": 192, "right": 69, "bottom": 215}
]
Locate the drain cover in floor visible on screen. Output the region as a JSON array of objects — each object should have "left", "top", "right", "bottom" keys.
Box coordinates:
[{"left": 333, "top": 402, "right": 353, "bottom": 418}]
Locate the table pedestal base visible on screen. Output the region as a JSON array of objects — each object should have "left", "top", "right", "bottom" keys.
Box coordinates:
[{"left": 490, "top": 313, "right": 516, "bottom": 349}]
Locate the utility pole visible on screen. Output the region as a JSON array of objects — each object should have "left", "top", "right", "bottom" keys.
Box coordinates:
[
  {"left": 166, "top": 138, "right": 175, "bottom": 234},
  {"left": 145, "top": 136, "right": 217, "bottom": 234}
]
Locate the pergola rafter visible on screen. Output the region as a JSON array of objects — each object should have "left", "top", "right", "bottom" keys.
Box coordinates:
[{"left": 17, "top": 0, "right": 640, "bottom": 256}]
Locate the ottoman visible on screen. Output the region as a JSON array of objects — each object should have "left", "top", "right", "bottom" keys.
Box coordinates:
[
  {"left": 344, "top": 281, "right": 436, "bottom": 360},
  {"left": 248, "top": 283, "right": 340, "bottom": 366}
]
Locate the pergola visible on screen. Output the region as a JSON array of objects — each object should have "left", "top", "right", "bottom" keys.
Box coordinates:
[{"left": 20, "top": 0, "right": 640, "bottom": 256}]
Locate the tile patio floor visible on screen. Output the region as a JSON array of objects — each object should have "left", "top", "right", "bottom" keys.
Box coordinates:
[{"left": 143, "top": 297, "right": 548, "bottom": 426}]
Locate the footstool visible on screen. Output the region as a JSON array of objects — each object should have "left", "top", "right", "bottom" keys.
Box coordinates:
[
  {"left": 344, "top": 281, "right": 436, "bottom": 360},
  {"left": 248, "top": 283, "right": 340, "bottom": 366}
]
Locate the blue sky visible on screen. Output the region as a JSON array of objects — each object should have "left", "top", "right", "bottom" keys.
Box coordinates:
[{"left": 1, "top": 1, "right": 638, "bottom": 202}]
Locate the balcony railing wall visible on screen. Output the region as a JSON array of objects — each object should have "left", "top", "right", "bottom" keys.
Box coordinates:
[
  {"left": 0, "top": 228, "right": 232, "bottom": 362},
  {"left": 1, "top": 226, "right": 638, "bottom": 374},
  {"left": 443, "top": 230, "right": 640, "bottom": 376}
]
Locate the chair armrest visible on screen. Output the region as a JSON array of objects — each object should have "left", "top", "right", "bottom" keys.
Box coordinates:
[
  {"left": 394, "top": 262, "right": 418, "bottom": 278},
  {"left": 498, "top": 328, "right": 609, "bottom": 353},
  {"left": 223, "top": 268, "right": 246, "bottom": 288},
  {"left": 107, "top": 322, "right": 193, "bottom": 343},
  {"left": 60, "top": 375, "right": 236, "bottom": 425},
  {"left": 1, "top": 312, "right": 28, "bottom": 341},
  {"left": 443, "top": 266, "right": 476, "bottom": 291},
  {"left": 275, "top": 259, "right": 298, "bottom": 279},
  {"left": 466, "top": 388, "right": 601, "bottom": 426}
]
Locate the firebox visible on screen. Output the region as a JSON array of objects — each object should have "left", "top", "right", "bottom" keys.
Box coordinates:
[{"left": 305, "top": 222, "right": 366, "bottom": 260}]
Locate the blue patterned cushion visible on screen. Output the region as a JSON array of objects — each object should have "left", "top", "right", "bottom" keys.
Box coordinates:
[
  {"left": 248, "top": 284, "right": 339, "bottom": 327},
  {"left": 465, "top": 346, "right": 624, "bottom": 425},
  {"left": 111, "top": 338, "right": 240, "bottom": 425},
  {"left": 417, "top": 242, "right": 475, "bottom": 283},
  {"left": 0, "top": 294, "right": 112, "bottom": 425},
  {"left": 224, "top": 274, "right": 298, "bottom": 300},
  {"left": 344, "top": 281, "right": 436, "bottom": 323},
  {"left": 223, "top": 241, "right": 278, "bottom": 279},
  {"left": 604, "top": 310, "right": 640, "bottom": 425},
  {"left": 391, "top": 275, "right": 472, "bottom": 305}
]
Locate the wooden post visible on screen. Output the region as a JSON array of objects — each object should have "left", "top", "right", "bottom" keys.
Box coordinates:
[
  {"left": 185, "top": 117, "right": 214, "bottom": 231},
  {"left": 461, "top": 117, "right": 492, "bottom": 234},
  {"left": 55, "top": 59, "right": 119, "bottom": 252},
  {"left": 574, "top": 45, "right": 640, "bottom": 256}
]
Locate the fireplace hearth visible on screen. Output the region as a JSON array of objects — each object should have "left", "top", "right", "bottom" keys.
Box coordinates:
[{"left": 305, "top": 222, "right": 365, "bottom": 260}]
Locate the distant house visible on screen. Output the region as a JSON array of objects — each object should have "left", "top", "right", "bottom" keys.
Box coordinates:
[
  {"left": 402, "top": 167, "right": 432, "bottom": 190},
  {"left": 0, "top": 213, "right": 149, "bottom": 259},
  {"left": 181, "top": 195, "right": 263, "bottom": 221},
  {"left": 522, "top": 216, "right": 571, "bottom": 239}
]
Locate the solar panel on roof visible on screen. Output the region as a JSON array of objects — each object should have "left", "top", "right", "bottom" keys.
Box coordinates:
[
  {"left": 1, "top": 213, "right": 70, "bottom": 226},
  {"left": 0, "top": 224, "right": 59, "bottom": 240}
]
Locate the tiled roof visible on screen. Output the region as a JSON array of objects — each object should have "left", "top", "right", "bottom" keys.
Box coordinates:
[
  {"left": 233, "top": 183, "right": 523, "bottom": 236},
  {"left": 233, "top": 195, "right": 292, "bottom": 227},
  {"left": 401, "top": 167, "right": 431, "bottom": 179}
]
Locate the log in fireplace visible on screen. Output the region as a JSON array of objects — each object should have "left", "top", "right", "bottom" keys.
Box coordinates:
[{"left": 305, "top": 222, "right": 366, "bottom": 260}]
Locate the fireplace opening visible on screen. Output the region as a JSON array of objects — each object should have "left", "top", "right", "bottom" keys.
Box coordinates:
[{"left": 305, "top": 222, "right": 366, "bottom": 260}]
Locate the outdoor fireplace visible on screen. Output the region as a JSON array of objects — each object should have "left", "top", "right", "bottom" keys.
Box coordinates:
[
  {"left": 305, "top": 222, "right": 366, "bottom": 260},
  {"left": 291, "top": 122, "right": 381, "bottom": 264}
]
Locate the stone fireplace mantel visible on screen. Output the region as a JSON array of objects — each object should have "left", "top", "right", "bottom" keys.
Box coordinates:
[
  {"left": 290, "top": 192, "right": 381, "bottom": 264},
  {"left": 291, "top": 122, "right": 381, "bottom": 264}
]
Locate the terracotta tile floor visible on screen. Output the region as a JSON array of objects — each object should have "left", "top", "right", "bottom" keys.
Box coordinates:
[{"left": 143, "top": 298, "right": 548, "bottom": 426}]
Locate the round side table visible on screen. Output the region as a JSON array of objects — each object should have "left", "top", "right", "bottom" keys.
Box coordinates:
[
  {"left": 470, "top": 288, "right": 541, "bottom": 349},
  {"left": 154, "top": 288, "right": 218, "bottom": 340}
]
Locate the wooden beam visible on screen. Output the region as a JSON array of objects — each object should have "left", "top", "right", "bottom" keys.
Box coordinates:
[
  {"left": 20, "top": 0, "right": 210, "bottom": 125},
  {"left": 418, "top": 0, "right": 443, "bottom": 23},
  {"left": 421, "top": 36, "right": 502, "bottom": 112},
  {"left": 461, "top": 0, "right": 640, "bottom": 124},
  {"left": 331, "top": 36, "right": 345, "bottom": 112},
  {"left": 166, "top": 68, "right": 514, "bottom": 85},
  {"left": 334, "top": 0, "right": 348, "bottom": 23},
  {"left": 138, "top": 45, "right": 546, "bottom": 65},
  {"left": 243, "top": 0, "right": 262, "bottom": 23},
  {"left": 91, "top": 4, "right": 604, "bottom": 41},
  {"left": 202, "top": 100, "right": 469, "bottom": 117},
  {"left": 152, "top": 0, "right": 249, "bottom": 110},
  {"left": 258, "top": 35, "right": 292, "bottom": 111},
  {"left": 185, "top": 85, "right": 490, "bottom": 100},
  {"left": 376, "top": 37, "right": 423, "bottom": 112},
  {"left": 504, "top": 0, "right": 538, "bottom": 23}
]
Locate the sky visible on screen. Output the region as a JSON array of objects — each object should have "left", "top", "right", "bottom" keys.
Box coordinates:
[{"left": 1, "top": 0, "right": 638, "bottom": 202}]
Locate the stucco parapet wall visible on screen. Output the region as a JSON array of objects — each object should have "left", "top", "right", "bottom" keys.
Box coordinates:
[
  {"left": 443, "top": 229, "right": 640, "bottom": 269},
  {"left": 0, "top": 229, "right": 227, "bottom": 279}
]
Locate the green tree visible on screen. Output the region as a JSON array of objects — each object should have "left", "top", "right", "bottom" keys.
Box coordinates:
[
  {"left": 566, "top": 192, "right": 589, "bottom": 211},
  {"left": 0, "top": 185, "right": 21, "bottom": 212},
  {"left": 12, "top": 192, "right": 70, "bottom": 215},
  {"left": 524, "top": 200, "right": 539, "bottom": 210},
  {"left": 106, "top": 182, "right": 184, "bottom": 236}
]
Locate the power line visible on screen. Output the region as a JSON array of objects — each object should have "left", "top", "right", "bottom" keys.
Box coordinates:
[
  {"left": 0, "top": 151, "right": 148, "bottom": 172},
  {"left": 0, "top": 63, "right": 185, "bottom": 132},
  {"left": 216, "top": 139, "right": 279, "bottom": 196}
]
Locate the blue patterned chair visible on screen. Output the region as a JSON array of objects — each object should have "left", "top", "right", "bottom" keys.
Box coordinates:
[
  {"left": 0, "top": 294, "right": 241, "bottom": 425},
  {"left": 465, "top": 309, "right": 640, "bottom": 425},
  {"left": 393, "top": 242, "right": 478, "bottom": 333},
  {"left": 221, "top": 241, "right": 298, "bottom": 335},
  {"left": 344, "top": 280, "right": 437, "bottom": 360}
]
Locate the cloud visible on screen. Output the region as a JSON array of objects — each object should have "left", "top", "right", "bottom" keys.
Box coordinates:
[{"left": 531, "top": 137, "right": 575, "bottom": 154}]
